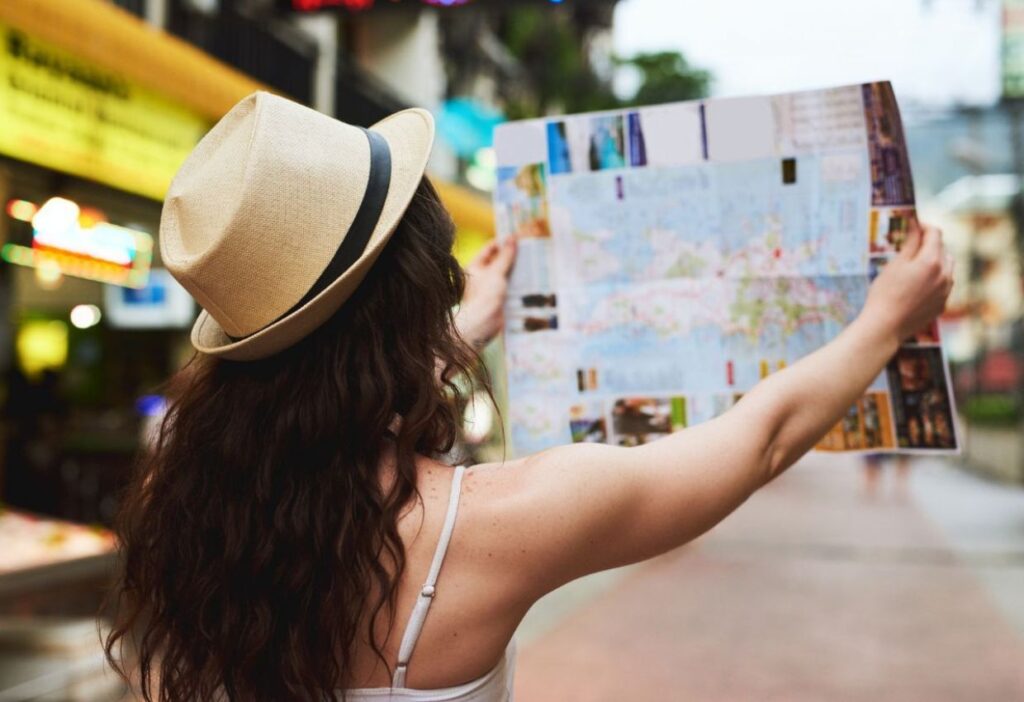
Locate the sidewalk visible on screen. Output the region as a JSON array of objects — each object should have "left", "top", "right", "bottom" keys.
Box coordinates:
[{"left": 515, "top": 455, "right": 1024, "bottom": 701}]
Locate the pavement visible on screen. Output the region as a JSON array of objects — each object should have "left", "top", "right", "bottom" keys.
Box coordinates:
[{"left": 514, "top": 455, "right": 1024, "bottom": 701}]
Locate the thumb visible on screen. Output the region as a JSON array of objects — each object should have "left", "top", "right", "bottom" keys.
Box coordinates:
[
  {"left": 899, "top": 222, "right": 923, "bottom": 259},
  {"left": 493, "top": 236, "right": 517, "bottom": 277},
  {"left": 470, "top": 240, "right": 501, "bottom": 270}
]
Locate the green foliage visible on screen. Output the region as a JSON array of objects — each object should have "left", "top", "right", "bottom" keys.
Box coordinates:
[
  {"left": 497, "top": 9, "right": 710, "bottom": 120},
  {"left": 963, "top": 393, "right": 1020, "bottom": 426},
  {"left": 617, "top": 51, "right": 711, "bottom": 106},
  {"left": 500, "top": 8, "right": 619, "bottom": 119}
]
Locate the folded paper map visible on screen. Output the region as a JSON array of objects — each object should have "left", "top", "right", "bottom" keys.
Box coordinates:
[{"left": 493, "top": 82, "right": 959, "bottom": 455}]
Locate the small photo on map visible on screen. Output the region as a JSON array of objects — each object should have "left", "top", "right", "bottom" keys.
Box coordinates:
[
  {"left": 886, "top": 347, "right": 957, "bottom": 450},
  {"left": 781, "top": 157, "right": 797, "bottom": 185},
  {"left": 817, "top": 392, "right": 896, "bottom": 451},
  {"left": 905, "top": 319, "right": 940, "bottom": 345},
  {"left": 627, "top": 112, "right": 647, "bottom": 167},
  {"left": 547, "top": 121, "right": 573, "bottom": 174},
  {"left": 576, "top": 367, "right": 599, "bottom": 392},
  {"left": 869, "top": 207, "right": 918, "bottom": 255},
  {"left": 863, "top": 82, "right": 915, "bottom": 207},
  {"left": 547, "top": 119, "right": 593, "bottom": 174},
  {"left": 570, "top": 401, "right": 608, "bottom": 443},
  {"left": 495, "top": 164, "right": 550, "bottom": 239},
  {"left": 506, "top": 290, "right": 558, "bottom": 334},
  {"left": 519, "top": 315, "right": 558, "bottom": 332},
  {"left": 522, "top": 292, "right": 557, "bottom": 308},
  {"left": 611, "top": 396, "right": 687, "bottom": 446},
  {"left": 589, "top": 115, "right": 627, "bottom": 171}
]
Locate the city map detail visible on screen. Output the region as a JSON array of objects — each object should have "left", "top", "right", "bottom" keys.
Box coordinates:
[{"left": 493, "top": 82, "right": 959, "bottom": 455}]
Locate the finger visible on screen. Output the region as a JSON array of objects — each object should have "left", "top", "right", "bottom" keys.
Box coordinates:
[
  {"left": 899, "top": 224, "right": 923, "bottom": 258},
  {"left": 942, "top": 254, "right": 955, "bottom": 297},
  {"left": 919, "top": 225, "right": 943, "bottom": 260},
  {"left": 493, "top": 235, "right": 518, "bottom": 276},
  {"left": 470, "top": 240, "right": 501, "bottom": 269},
  {"left": 941, "top": 252, "right": 954, "bottom": 279}
]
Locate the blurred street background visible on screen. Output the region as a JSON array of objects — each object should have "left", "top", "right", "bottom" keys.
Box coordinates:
[{"left": 0, "top": 0, "right": 1021, "bottom": 699}]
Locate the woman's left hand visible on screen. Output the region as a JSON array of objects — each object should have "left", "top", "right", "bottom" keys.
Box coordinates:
[{"left": 455, "top": 236, "right": 517, "bottom": 349}]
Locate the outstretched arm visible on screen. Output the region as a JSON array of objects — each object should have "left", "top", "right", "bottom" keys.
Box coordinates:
[
  {"left": 734, "top": 222, "right": 951, "bottom": 481},
  {"left": 465, "top": 225, "right": 953, "bottom": 600}
]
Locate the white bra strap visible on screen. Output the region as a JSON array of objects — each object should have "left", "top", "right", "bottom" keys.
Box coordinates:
[{"left": 392, "top": 465, "right": 466, "bottom": 688}]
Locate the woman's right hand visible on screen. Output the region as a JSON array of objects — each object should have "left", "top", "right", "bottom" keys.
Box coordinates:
[{"left": 861, "top": 224, "right": 954, "bottom": 344}]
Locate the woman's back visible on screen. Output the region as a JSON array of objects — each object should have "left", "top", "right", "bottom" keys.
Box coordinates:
[{"left": 346, "top": 461, "right": 516, "bottom": 700}]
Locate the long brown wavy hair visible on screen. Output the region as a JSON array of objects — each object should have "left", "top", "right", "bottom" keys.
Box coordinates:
[{"left": 105, "top": 178, "right": 480, "bottom": 701}]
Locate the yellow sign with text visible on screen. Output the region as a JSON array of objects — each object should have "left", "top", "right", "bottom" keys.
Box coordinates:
[{"left": 0, "top": 22, "right": 209, "bottom": 200}]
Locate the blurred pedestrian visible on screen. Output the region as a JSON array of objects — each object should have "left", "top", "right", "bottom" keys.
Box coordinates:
[
  {"left": 104, "top": 92, "right": 953, "bottom": 702},
  {"left": 862, "top": 453, "right": 913, "bottom": 500}
]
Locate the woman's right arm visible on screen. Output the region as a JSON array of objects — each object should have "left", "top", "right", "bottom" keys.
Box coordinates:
[{"left": 466, "top": 225, "right": 953, "bottom": 600}]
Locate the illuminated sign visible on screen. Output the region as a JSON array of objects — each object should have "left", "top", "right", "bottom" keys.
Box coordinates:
[
  {"left": 2, "top": 197, "right": 153, "bottom": 288},
  {"left": 289, "top": 0, "right": 475, "bottom": 11},
  {"left": 16, "top": 319, "right": 68, "bottom": 379},
  {"left": 287, "top": 0, "right": 574, "bottom": 10},
  {"left": 104, "top": 268, "right": 195, "bottom": 329},
  {"left": 0, "top": 22, "right": 209, "bottom": 200}
]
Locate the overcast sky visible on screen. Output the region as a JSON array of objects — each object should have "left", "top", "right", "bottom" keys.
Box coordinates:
[{"left": 613, "top": 0, "right": 1002, "bottom": 107}]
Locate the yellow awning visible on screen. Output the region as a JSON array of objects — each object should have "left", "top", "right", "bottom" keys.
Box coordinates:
[
  {"left": 0, "top": 0, "right": 261, "bottom": 121},
  {"left": 433, "top": 180, "right": 496, "bottom": 264},
  {"left": 0, "top": 0, "right": 494, "bottom": 251}
]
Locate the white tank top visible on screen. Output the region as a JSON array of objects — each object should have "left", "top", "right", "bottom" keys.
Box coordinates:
[{"left": 345, "top": 466, "right": 516, "bottom": 701}]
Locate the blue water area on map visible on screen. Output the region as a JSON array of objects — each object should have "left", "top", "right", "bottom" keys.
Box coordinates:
[
  {"left": 721, "top": 316, "right": 825, "bottom": 391},
  {"left": 816, "top": 275, "right": 869, "bottom": 343},
  {"left": 565, "top": 279, "right": 728, "bottom": 396},
  {"left": 551, "top": 155, "right": 870, "bottom": 287},
  {"left": 549, "top": 167, "right": 722, "bottom": 285},
  {"left": 715, "top": 154, "right": 870, "bottom": 277}
]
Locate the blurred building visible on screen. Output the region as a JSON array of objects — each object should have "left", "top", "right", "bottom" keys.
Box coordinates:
[
  {"left": 0, "top": 0, "right": 532, "bottom": 529},
  {"left": 905, "top": 103, "right": 1024, "bottom": 483}
]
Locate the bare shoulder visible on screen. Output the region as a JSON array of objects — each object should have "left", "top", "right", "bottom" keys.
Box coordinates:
[
  {"left": 451, "top": 455, "right": 550, "bottom": 608},
  {"left": 449, "top": 414, "right": 772, "bottom": 607},
  {"left": 452, "top": 445, "right": 640, "bottom": 606}
]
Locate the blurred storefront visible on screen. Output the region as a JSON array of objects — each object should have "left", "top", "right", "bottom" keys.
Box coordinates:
[
  {"left": 0, "top": 0, "right": 498, "bottom": 637},
  {"left": 921, "top": 172, "right": 1024, "bottom": 483},
  {"left": 0, "top": 0, "right": 258, "bottom": 529},
  {"left": 0, "top": 0, "right": 500, "bottom": 518},
  {"left": 0, "top": 2, "right": 259, "bottom": 696}
]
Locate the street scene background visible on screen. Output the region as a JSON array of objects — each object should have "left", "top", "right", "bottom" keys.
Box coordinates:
[{"left": 0, "top": 0, "right": 1021, "bottom": 699}]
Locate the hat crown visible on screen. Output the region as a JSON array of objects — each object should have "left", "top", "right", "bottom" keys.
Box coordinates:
[{"left": 160, "top": 92, "right": 372, "bottom": 338}]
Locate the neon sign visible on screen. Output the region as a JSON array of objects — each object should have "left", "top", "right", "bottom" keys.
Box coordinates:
[
  {"left": 290, "top": 0, "right": 474, "bottom": 10},
  {"left": 2, "top": 197, "right": 153, "bottom": 289}
]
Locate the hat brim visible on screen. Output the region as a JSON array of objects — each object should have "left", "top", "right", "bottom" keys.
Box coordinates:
[{"left": 190, "top": 107, "right": 436, "bottom": 361}]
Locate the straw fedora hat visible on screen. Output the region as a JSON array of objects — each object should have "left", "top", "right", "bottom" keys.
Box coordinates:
[{"left": 160, "top": 91, "right": 435, "bottom": 361}]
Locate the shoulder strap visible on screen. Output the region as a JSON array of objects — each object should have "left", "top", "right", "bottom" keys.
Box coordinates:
[{"left": 392, "top": 465, "right": 466, "bottom": 688}]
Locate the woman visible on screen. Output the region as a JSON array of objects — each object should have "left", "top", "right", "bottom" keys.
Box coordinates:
[{"left": 106, "top": 93, "right": 953, "bottom": 701}]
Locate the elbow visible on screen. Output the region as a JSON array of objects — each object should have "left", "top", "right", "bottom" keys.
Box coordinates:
[
  {"left": 764, "top": 436, "right": 792, "bottom": 485},
  {"left": 738, "top": 387, "right": 792, "bottom": 485}
]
